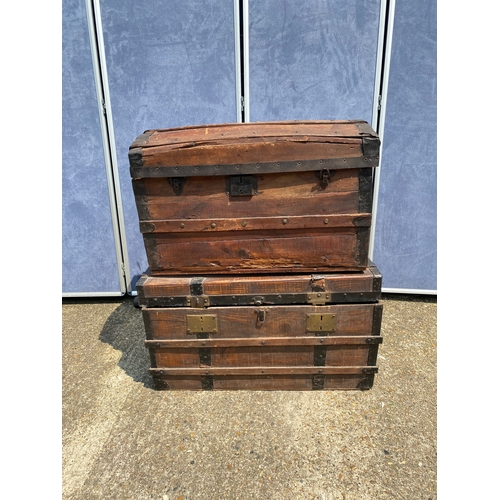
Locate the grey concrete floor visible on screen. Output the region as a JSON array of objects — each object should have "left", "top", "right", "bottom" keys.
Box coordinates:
[{"left": 62, "top": 293, "right": 436, "bottom": 500}]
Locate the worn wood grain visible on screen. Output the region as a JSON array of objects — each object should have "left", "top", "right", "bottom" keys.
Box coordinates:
[
  {"left": 143, "top": 304, "right": 376, "bottom": 339},
  {"left": 144, "top": 228, "right": 367, "bottom": 274}
]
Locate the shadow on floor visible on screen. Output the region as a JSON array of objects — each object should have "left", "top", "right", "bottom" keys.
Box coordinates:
[{"left": 98, "top": 297, "right": 156, "bottom": 390}]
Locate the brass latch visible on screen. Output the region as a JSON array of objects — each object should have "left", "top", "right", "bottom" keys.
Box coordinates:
[
  {"left": 319, "top": 169, "right": 331, "bottom": 189},
  {"left": 186, "top": 315, "right": 217, "bottom": 334},
  {"left": 186, "top": 295, "right": 210, "bottom": 308},
  {"left": 305, "top": 313, "right": 336, "bottom": 333},
  {"left": 307, "top": 292, "right": 331, "bottom": 305}
]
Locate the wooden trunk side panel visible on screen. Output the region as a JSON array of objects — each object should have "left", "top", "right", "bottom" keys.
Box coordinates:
[
  {"left": 140, "top": 141, "right": 363, "bottom": 168},
  {"left": 143, "top": 304, "right": 375, "bottom": 339},
  {"left": 145, "top": 230, "right": 364, "bottom": 274},
  {"left": 150, "top": 374, "right": 368, "bottom": 391},
  {"left": 212, "top": 375, "right": 314, "bottom": 390},
  {"left": 137, "top": 269, "right": 375, "bottom": 297},
  {"left": 139, "top": 277, "right": 192, "bottom": 298},
  {"left": 323, "top": 375, "right": 369, "bottom": 390},
  {"left": 135, "top": 121, "right": 366, "bottom": 149},
  {"left": 152, "top": 345, "right": 371, "bottom": 368},
  {"left": 200, "top": 270, "right": 374, "bottom": 294},
  {"left": 133, "top": 171, "right": 361, "bottom": 221},
  {"left": 325, "top": 345, "right": 370, "bottom": 366}
]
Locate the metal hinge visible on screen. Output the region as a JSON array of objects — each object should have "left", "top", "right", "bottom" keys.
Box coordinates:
[
  {"left": 241, "top": 96, "right": 245, "bottom": 112},
  {"left": 186, "top": 295, "right": 210, "bottom": 308},
  {"left": 120, "top": 263, "right": 126, "bottom": 277},
  {"left": 306, "top": 292, "right": 331, "bottom": 306},
  {"left": 377, "top": 95, "right": 382, "bottom": 111},
  {"left": 101, "top": 98, "right": 107, "bottom": 115}
]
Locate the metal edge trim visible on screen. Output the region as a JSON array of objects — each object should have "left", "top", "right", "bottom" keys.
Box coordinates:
[
  {"left": 62, "top": 292, "right": 125, "bottom": 298},
  {"left": 369, "top": 0, "right": 396, "bottom": 261},
  {"left": 242, "top": 0, "right": 250, "bottom": 122},
  {"left": 84, "top": 0, "right": 126, "bottom": 295},
  {"left": 233, "top": 0, "right": 243, "bottom": 123},
  {"left": 91, "top": 0, "right": 133, "bottom": 294}
]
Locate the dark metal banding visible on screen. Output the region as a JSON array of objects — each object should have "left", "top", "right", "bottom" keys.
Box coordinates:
[
  {"left": 137, "top": 291, "right": 381, "bottom": 308},
  {"left": 358, "top": 168, "right": 373, "bottom": 213},
  {"left": 312, "top": 375, "right": 325, "bottom": 390},
  {"left": 355, "top": 227, "right": 370, "bottom": 266},
  {"left": 361, "top": 136, "right": 381, "bottom": 157},
  {"left": 367, "top": 343, "right": 380, "bottom": 366},
  {"left": 357, "top": 374, "right": 375, "bottom": 390},
  {"left": 201, "top": 376, "right": 214, "bottom": 390},
  {"left": 372, "top": 304, "right": 384, "bottom": 335},
  {"left": 128, "top": 148, "right": 143, "bottom": 168}
]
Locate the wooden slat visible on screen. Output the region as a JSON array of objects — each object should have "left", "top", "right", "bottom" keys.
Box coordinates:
[
  {"left": 139, "top": 214, "right": 371, "bottom": 234},
  {"left": 132, "top": 170, "right": 361, "bottom": 221},
  {"left": 144, "top": 335, "right": 382, "bottom": 349},
  {"left": 139, "top": 141, "right": 363, "bottom": 168},
  {"left": 144, "top": 304, "right": 376, "bottom": 339},
  {"left": 149, "top": 366, "right": 377, "bottom": 376},
  {"left": 144, "top": 228, "right": 366, "bottom": 274},
  {"left": 131, "top": 121, "right": 371, "bottom": 150}
]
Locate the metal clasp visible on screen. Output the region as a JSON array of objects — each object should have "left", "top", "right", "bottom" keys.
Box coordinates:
[{"left": 319, "top": 169, "right": 331, "bottom": 189}]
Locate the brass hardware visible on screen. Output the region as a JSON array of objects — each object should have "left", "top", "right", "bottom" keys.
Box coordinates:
[
  {"left": 186, "top": 315, "right": 217, "bottom": 334},
  {"left": 186, "top": 295, "right": 210, "bottom": 308},
  {"left": 180, "top": 223, "right": 185, "bottom": 228},
  {"left": 305, "top": 313, "right": 336, "bottom": 333},
  {"left": 211, "top": 223, "right": 217, "bottom": 228},
  {"left": 306, "top": 292, "right": 331, "bottom": 305},
  {"left": 282, "top": 218, "right": 288, "bottom": 225}
]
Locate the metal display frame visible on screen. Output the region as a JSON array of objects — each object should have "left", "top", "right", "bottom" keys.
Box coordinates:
[{"left": 62, "top": 0, "right": 127, "bottom": 298}]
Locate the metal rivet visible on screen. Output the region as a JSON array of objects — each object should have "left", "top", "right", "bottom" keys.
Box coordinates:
[
  {"left": 242, "top": 221, "right": 247, "bottom": 227},
  {"left": 324, "top": 219, "right": 329, "bottom": 224},
  {"left": 180, "top": 223, "right": 185, "bottom": 228},
  {"left": 211, "top": 223, "right": 216, "bottom": 228},
  {"left": 282, "top": 218, "right": 288, "bottom": 225},
  {"left": 317, "top": 293, "right": 321, "bottom": 297}
]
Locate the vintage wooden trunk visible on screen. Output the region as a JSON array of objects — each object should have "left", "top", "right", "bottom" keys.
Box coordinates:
[
  {"left": 136, "top": 263, "right": 383, "bottom": 391},
  {"left": 129, "top": 120, "right": 380, "bottom": 275}
]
